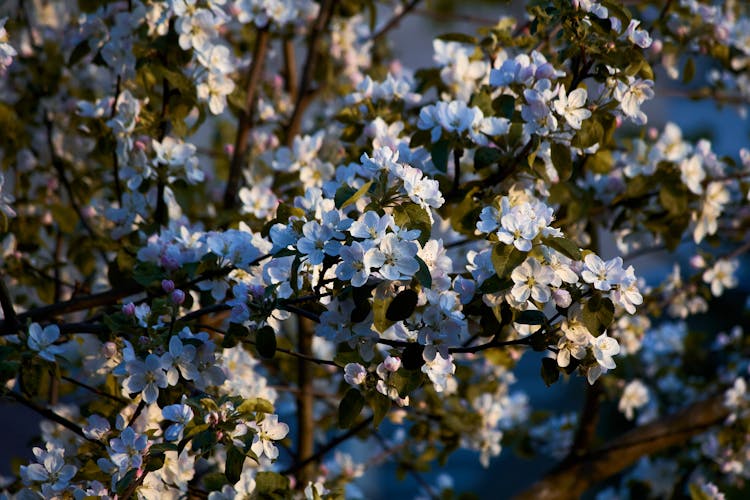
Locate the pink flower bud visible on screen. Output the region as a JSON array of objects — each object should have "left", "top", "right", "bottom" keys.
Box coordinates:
[
  {"left": 224, "top": 143, "right": 234, "bottom": 156},
  {"left": 171, "top": 289, "right": 186, "bottom": 305},
  {"left": 383, "top": 356, "right": 401, "bottom": 372},
  {"left": 160, "top": 254, "right": 179, "bottom": 271},
  {"left": 161, "top": 279, "right": 175, "bottom": 293},
  {"left": 122, "top": 302, "right": 136, "bottom": 316},
  {"left": 690, "top": 254, "right": 706, "bottom": 269},
  {"left": 102, "top": 341, "right": 118, "bottom": 358}
]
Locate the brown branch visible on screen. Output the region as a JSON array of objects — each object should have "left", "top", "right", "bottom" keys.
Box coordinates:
[
  {"left": 370, "top": 0, "right": 422, "bottom": 42},
  {"left": 0, "top": 274, "right": 18, "bottom": 333},
  {"left": 282, "top": 37, "right": 298, "bottom": 102},
  {"left": 565, "top": 380, "right": 602, "bottom": 460},
  {"left": 224, "top": 28, "right": 271, "bottom": 209},
  {"left": 295, "top": 317, "right": 316, "bottom": 487},
  {"left": 282, "top": 415, "right": 374, "bottom": 477},
  {"left": 284, "top": 0, "right": 335, "bottom": 146},
  {"left": 515, "top": 394, "right": 730, "bottom": 500},
  {"left": 3, "top": 390, "right": 105, "bottom": 447}
]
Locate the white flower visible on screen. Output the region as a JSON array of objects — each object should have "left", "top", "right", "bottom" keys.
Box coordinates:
[
  {"left": 367, "top": 233, "right": 419, "bottom": 281},
  {"left": 108, "top": 427, "right": 148, "bottom": 471},
  {"left": 162, "top": 335, "right": 199, "bottom": 384},
  {"left": 703, "top": 259, "right": 739, "bottom": 297},
  {"left": 249, "top": 414, "right": 289, "bottom": 460},
  {"left": 421, "top": 346, "right": 455, "bottom": 393},
  {"left": 162, "top": 403, "right": 195, "bottom": 441},
  {"left": 591, "top": 333, "right": 620, "bottom": 370},
  {"left": 680, "top": 154, "right": 705, "bottom": 195},
  {"left": 618, "top": 379, "right": 649, "bottom": 420},
  {"left": 297, "top": 220, "right": 340, "bottom": 265},
  {"left": 337, "top": 241, "right": 374, "bottom": 287},
  {"left": 0, "top": 172, "right": 16, "bottom": 220},
  {"left": 614, "top": 77, "right": 654, "bottom": 125},
  {"left": 344, "top": 363, "right": 367, "bottom": 386},
  {"left": 510, "top": 257, "right": 555, "bottom": 303},
  {"left": 624, "top": 19, "right": 652, "bottom": 48},
  {"left": 197, "top": 72, "right": 236, "bottom": 114},
  {"left": 553, "top": 85, "right": 591, "bottom": 129},
  {"left": 581, "top": 254, "right": 624, "bottom": 291},
  {"left": 20, "top": 444, "right": 77, "bottom": 492},
  {"left": 27, "top": 323, "right": 64, "bottom": 362},
  {"left": 123, "top": 353, "right": 169, "bottom": 404}
]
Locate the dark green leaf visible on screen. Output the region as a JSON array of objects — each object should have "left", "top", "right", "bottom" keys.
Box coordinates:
[
  {"left": 115, "top": 468, "right": 138, "bottom": 494},
  {"left": 541, "top": 357, "right": 560, "bottom": 387},
  {"left": 401, "top": 343, "right": 425, "bottom": 370},
  {"left": 256, "top": 326, "right": 277, "bottom": 359},
  {"left": 571, "top": 118, "right": 604, "bottom": 149},
  {"left": 393, "top": 204, "right": 431, "bottom": 246},
  {"left": 431, "top": 139, "right": 450, "bottom": 173},
  {"left": 492, "top": 94, "right": 516, "bottom": 119},
  {"left": 414, "top": 255, "right": 432, "bottom": 289},
  {"left": 491, "top": 243, "right": 526, "bottom": 279},
  {"left": 335, "top": 180, "right": 373, "bottom": 209},
  {"left": 478, "top": 275, "right": 513, "bottom": 294},
  {"left": 255, "top": 472, "right": 291, "bottom": 497},
  {"left": 68, "top": 40, "right": 91, "bottom": 66},
  {"left": 474, "top": 147, "right": 503, "bottom": 170},
  {"left": 437, "top": 33, "right": 478, "bottom": 44},
  {"left": 546, "top": 237, "right": 582, "bottom": 260},
  {"left": 338, "top": 388, "right": 365, "bottom": 429},
  {"left": 550, "top": 142, "right": 573, "bottom": 181},
  {"left": 386, "top": 289, "right": 418, "bottom": 321},
  {"left": 515, "top": 310, "right": 546, "bottom": 325},
  {"left": 369, "top": 392, "right": 392, "bottom": 428},
  {"left": 225, "top": 446, "right": 244, "bottom": 484}
]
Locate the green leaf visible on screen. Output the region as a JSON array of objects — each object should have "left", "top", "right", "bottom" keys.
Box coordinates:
[
  {"left": 391, "top": 369, "right": 423, "bottom": 398},
  {"left": 478, "top": 275, "right": 513, "bottom": 294},
  {"left": 225, "top": 446, "right": 245, "bottom": 484},
  {"left": 585, "top": 150, "right": 613, "bottom": 174},
  {"left": 338, "top": 388, "right": 365, "bottom": 429},
  {"left": 550, "top": 142, "right": 573, "bottom": 181},
  {"left": 255, "top": 326, "right": 277, "bottom": 359},
  {"left": 255, "top": 472, "right": 291, "bottom": 497},
  {"left": 335, "top": 180, "right": 373, "bottom": 209},
  {"left": 571, "top": 118, "right": 604, "bottom": 149},
  {"left": 237, "top": 397, "right": 275, "bottom": 415},
  {"left": 115, "top": 468, "right": 138, "bottom": 494},
  {"left": 545, "top": 237, "right": 582, "bottom": 260},
  {"left": 133, "top": 262, "right": 164, "bottom": 287},
  {"left": 431, "top": 139, "right": 450, "bottom": 173},
  {"left": 437, "top": 32, "right": 478, "bottom": 44},
  {"left": 369, "top": 392, "right": 392, "bottom": 427},
  {"left": 541, "top": 357, "right": 560, "bottom": 387},
  {"left": 393, "top": 204, "right": 431, "bottom": 246},
  {"left": 491, "top": 243, "right": 526, "bottom": 279},
  {"left": 582, "top": 295, "right": 615, "bottom": 335},
  {"left": 401, "top": 343, "right": 425, "bottom": 370},
  {"left": 474, "top": 147, "right": 503, "bottom": 170},
  {"left": 414, "top": 255, "right": 432, "bottom": 289},
  {"left": 682, "top": 57, "right": 696, "bottom": 84},
  {"left": 386, "top": 289, "right": 419, "bottom": 321},
  {"left": 515, "top": 310, "right": 546, "bottom": 325},
  {"left": 492, "top": 94, "right": 516, "bottom": 119},
  {"left": 68, "top": 40, "right": 91, "bottom": 66},
  {"left": 659, "top": 183, "right": 689, "bottom": 216}
]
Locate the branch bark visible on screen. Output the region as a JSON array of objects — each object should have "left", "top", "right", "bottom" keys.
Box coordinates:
[
  {"left": 284, "top": 0, "right": 335, "bottom": 146},
  {"left": 224, "top": 28, "right": 271, "bottom": 210},
  {"left": 515, "top": 394, "right": 729, "bottom": 500}
]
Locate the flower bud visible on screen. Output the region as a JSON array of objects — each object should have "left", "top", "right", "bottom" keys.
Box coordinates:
[
  {"left": 383, "top": 356, "right": 401, "bottom": 372},
  {"left": 161, "top": 279, "right": 175, "bottom": 293},
  {"left": 171, "top": 289, "right": 186, "bottom": 305},
  {"left": 102, "top": 341, "right": 118, "bottom": 358},
  {"left": 122, "top": 302, "right": 136, "bottom": 316}
]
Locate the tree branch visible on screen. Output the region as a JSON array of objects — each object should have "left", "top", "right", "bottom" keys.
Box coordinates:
[
  {"left": 515, "top": 394, "right": 729, "bottom": 499},
  {"left": 224, "top": 28, "right": 271, "bottom": 209},
  {"left": 284, "top": 0, "right": 335, "bottom": 145},
  {"left": 370, "top": 0, "right": 422, "bottom": 42}
]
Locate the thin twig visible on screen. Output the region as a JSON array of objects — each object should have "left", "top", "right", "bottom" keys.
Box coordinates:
[
  {"left": 224, "top": 28, "right": 271, "bottom": 209},
  {"left": 370, "top": 0, "right": 422, "bottom": 42}
]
